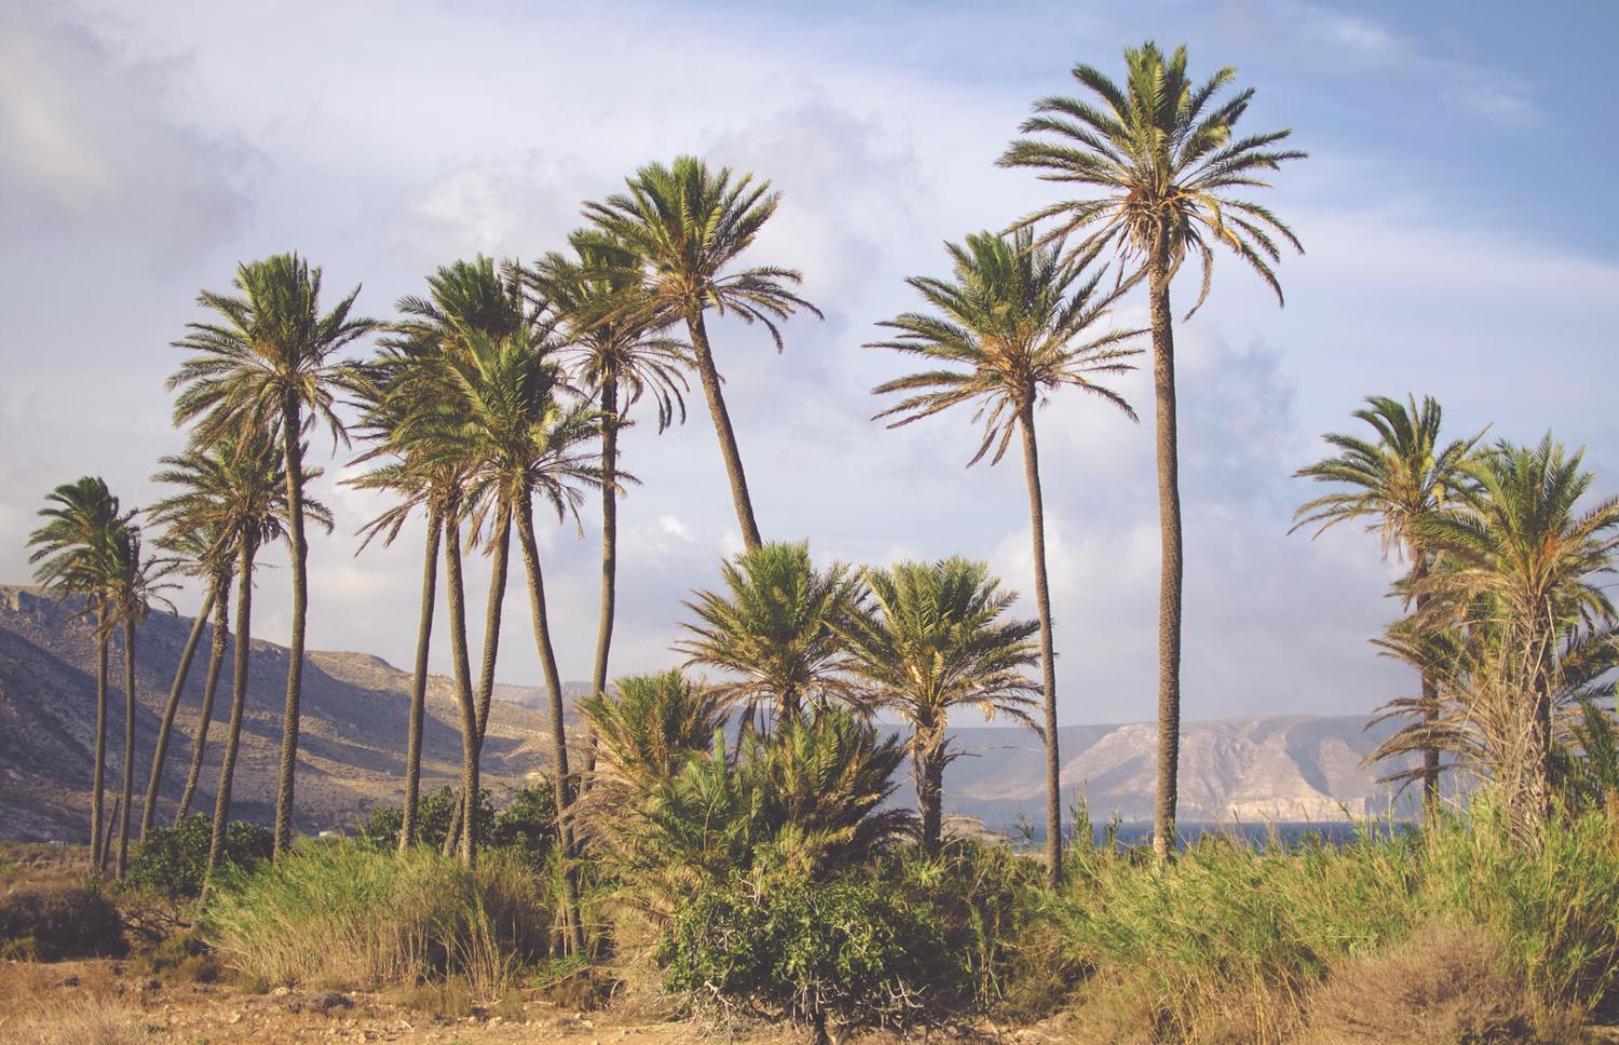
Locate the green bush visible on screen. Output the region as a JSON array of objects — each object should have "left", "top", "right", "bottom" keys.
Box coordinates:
[
  {"left": 0, "top": 882, "right": 126, "bottom": 960},
  {"left": 488, "top": 785, "right": 559, "bottom": 868},
  {"left": 658, "top": 857, "right": 963, "bottom": 1037},
  {"left": 125, "top": 814, "right": 273, "bottom": 898},
  {"left": 356, "top": 787, "right": 496, "bottom": 852},
  {"left": 204, "top": 841, "right": 552, "bottom": 995}
]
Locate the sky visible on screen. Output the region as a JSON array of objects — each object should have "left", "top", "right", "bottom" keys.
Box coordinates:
[{"left": 3, "top": 0, "right": 1618, "bottom": 727}]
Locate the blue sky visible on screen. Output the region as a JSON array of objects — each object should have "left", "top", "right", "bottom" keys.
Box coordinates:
[{"left": 2, "top": 0, "right": 1616, "bottom": 727}]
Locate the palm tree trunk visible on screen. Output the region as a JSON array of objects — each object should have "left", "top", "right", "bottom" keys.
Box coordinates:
[
  {"left": 449, "top": 503, "right": 511, "bottom": 856},
  {"left": 686, "top": 310, "right": 762, "bottom": 549},
  {"left": 116, "top": 617, "right": 137, "bottom": 877},
  {"left": 914, "top": 733, "right": 945, "bottom": 859},
  {"left": 177, "top": 578, "right": 230, "bottom": 823},
  {"left": 273, "top": 396, "right": 309, "bottom": 857},
  {"left": 443, "top": 514, "right": 480, "bottom": 867},
  {"left": 585, "top": 373, "right": 621, "bottom": 780},
  {"left": 1412, "top": 559, "right": 1440, "bottom": 814},
  {"left": 207, "top": 541, "right": 255, "bottom": 882},
  {"left": 91, "top": 614, "right": 109, "bottom": 869},
  {"left": 141, "top": 588, "right": 215, "bottom": 840},
  {"left": 400, "top": 509, "right": 443, "bottom": 852},
  {"left": 1148, "top": 250, "right": 1184, "bottom": 864},
  {"left": 515, "top": 492, "right": 586, "bottom": 955},
  {"left": 1018, "top": 405, "right": 1062, "bottom": 887}
]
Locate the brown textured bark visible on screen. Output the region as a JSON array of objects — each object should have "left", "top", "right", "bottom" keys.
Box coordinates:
[
  {"left": 515, "top": 493, "right": 586, "bottom": 954},
  {"left": 1148, "top": 245, "right": 1184, "bottom": 863},
  {"left": 914, "top": 730, "right": 946, "bottom": 859},
  {"left": 91, "top": 612, "right": 109, "bottom": 869},
  {"left": 116, "top": 617, "right": 137, "bottom": 877},
  {"left": 1018, "top": 405, "right": 1063, "bottom": 887},
  {"left": 177, "top": 578, "right": 230, "bottom": 823},
  {"left": 686, "top": 310, "right": 761, "bottom": 549},
  {"left": 585, "top": 372, "right": 620, "bottom": 780},
  {"left": 142, "top": 587, "right": 214, "bottom": 840},
  {"left": 273, "top": 395, "right": 308, "bottom": 857},
  {"left": 400, "top": 510, "right": 442, "bottom": 852},
  {"left": 207, "top": 539, "right": 255, "bottom": 882},
  {"left": 443, "top": 514, "right": 480, "bottom": 867}
]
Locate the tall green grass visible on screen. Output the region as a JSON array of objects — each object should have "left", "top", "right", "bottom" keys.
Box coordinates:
[{"left": 203, "top": 842, "right": 555, "bottom": 995}]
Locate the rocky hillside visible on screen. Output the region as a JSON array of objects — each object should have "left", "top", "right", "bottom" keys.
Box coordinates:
[{"left": 0, "top": 584, "right": 1412, "bottom": 841}]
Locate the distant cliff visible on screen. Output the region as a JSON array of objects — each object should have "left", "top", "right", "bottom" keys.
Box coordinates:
[{"left": 0, "top": 584, "right": 1413, "bottom": 841}]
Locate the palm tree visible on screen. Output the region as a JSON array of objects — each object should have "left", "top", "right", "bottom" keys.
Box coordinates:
[
  {"left": 868, "top": 230, "right": 1139, "bottom": 885},
  {"left": 676, "top": 541, "right": 867, "bottom": 731},
  {"left": 1406, "top": 437, "right": 1619, "bottom": 826},
  {"left": 1292, "top": 395, "right": 1482, "bottom": 807},
  {"left": 584, "top": 157, "right": 821, "bottom": 548},
  {"left": 139, "top": 521, "right": 226, "bottom": 838},
  {"left": 532, "top": 229, "right": 687, "bottom": 771},
  {"left": 169, "top": 530, "right": 232, "bottom": 825},
  {"left": 104, "top": 521, "right": 176, "bottom": 876},
  {"left": 27, "top": 477, "right": 130, "bottom": 867},
  {"left": 837, "top": 558, "right": 1040, "bottom": 856},
  {"left": 1000, "top": 41, "right": 1304, "bottom": 860},
  {"left": 169, "top": 252, "right": 375, "bottom": 856},
  {"left": 147, "top": 431, "right": 319, "bottom": 878}
]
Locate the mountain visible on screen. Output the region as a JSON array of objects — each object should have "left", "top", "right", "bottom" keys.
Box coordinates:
[{"left": 0, "top": 584, "right": 1414, "bottom": 841}]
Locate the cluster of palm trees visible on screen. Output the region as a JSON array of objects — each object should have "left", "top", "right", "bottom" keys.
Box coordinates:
[
  {"left": 26, "top": 40, "right": 1308, "bottom": 893},
  {"left": 1294, "top": 396, "right": 1619, "bottom": 831}
]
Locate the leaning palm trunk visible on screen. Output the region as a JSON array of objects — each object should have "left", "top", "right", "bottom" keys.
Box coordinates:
[
  {"left": 91, "top": 611, "right": 109, "bottom": 869},
  {"left": 515, "top": 493, "right": 587, "bottom": 954},
  {"left": 446, "top": 504, "right": 510, "bottom": 858},
  {"left": 1148, "top": 248, "right": 1185, "bottom": 863},
  {"left": 176, "top": 580, "right": 230, "bottom": 822},
  {"left": 687, "top": 311, "right": 761, "bottom": 549},
  {"left": 273, "top": 396, "right": 309, "bottom": 857},
  {"left": 141, "top": 587, "right": 216, "bottom": 840},
  {"left": 442, "top": 515, "right": 480, "bottom": 867},
  {"left": 585, "top": 373, "right": 621, "bottom": 780},
  {"left": 1018, "top": 406, "right": 1063, "bottom": 886},
  {"left": 400, "top": 510, "right": 442, "bottom": 851},
  {"left": 116, "top": 617, "right": 137, "bottom": 877},
  {"left": 207, "top": 542, "right": 254, "bottom": 881}
]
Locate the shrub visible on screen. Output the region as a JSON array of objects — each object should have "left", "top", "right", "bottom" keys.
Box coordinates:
[
  {"left": 0, "top": 883, "right": 126, "bottom": 960},
  {"left": 204, "top": 841, "right": 552, "bottom": 996},
  {"left": 124, "top": 814, "right": 272, "bottom": 899},
  {"left": 488, "top": 785, "right": 559, "bottom": 868},
  {"left": 356, "top": 787, "right": 496, "bottom": 852},
  {"left": 658, "top": 859, "right": 963, "bottom": 1039}
]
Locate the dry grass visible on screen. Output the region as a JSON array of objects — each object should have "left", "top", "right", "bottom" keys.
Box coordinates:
[{"left": 1, "top": 995, "right": 147, "bottom": 1045}]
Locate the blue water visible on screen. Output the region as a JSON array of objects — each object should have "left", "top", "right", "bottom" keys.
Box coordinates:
[{"left": 1000, "top": 820, "right": 1416, "bottom": 850}]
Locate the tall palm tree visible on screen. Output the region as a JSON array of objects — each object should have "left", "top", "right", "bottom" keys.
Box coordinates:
[
  {"left": 1292, "top": 395, "right": 1481, "bottom": 807},
  {"left": 421, "top": 328, "right": 598, "bottom": 947},
  {"left": 140, "top": 522, "right": 225, "bottom": 837},
  {"left": 148, "top": 431, "right": 319, "bottom": 878},
  {"left": 169, "top": 252, "right": 374, "bottom": 856},
  {"left": 676, "top": 541, "right": 867, "bottom": 730},
  {"left": 1000, "top": 41, "right": 1304, "bottom": 860},
  {"left": 385, "top": 256, "right": 532, "bottom": 857},
  {"left": 584, "top": 157, "right": 821, "bottom": 548},
  {"left": 532, "top": 229, "right": 687, "bottom": 771},
  {"left": 104, "top": 521, "right": 176, "bottom": 876},
  {"left": 27, "top": 477, "right": 129, "bottom": 867},
  {"left": 868, "top": 230, "right": 1139, "bottom": 885},
  {"left": 1408, "top": 437, "right": 1619, "bottom": 826},
  {"left": 837, "top": 557, "right": 1040, "bottom": 856}
]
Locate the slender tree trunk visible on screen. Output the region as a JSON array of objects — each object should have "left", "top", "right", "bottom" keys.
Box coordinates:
[
  {"left": 273, "top": 396, "right": 309, "bottom": 857},
  {"left": 207, "top": 541, "right": 255, "bottom": 882},
  {"left": 91, "top": 614, "right": 109, "bottom": 869},
  {"left": 914, "top": 732, "right": 945, "bottom": 859},
  {"left": 116, "top": 618, "right": 137, "bottom": 877},
  {"left": 177, "top": 579, "right": 230, "bottom": 823},
  {"left": 1018, "top": 406, "right": 1063, "bottom": 887},
  {"left": 585, "top": 373, "right": 621, "bottom": 780},
  {"left": 1412, "top": 558, "right": 1440, "bottom": 815},
  {"left": 448, "top": 504, "right": 510, "bottom": 856},
  {"left": 686, "top": 310, "right": 761, "bottom": 549},
  {"left": 443, "top": 514, "right": 480, "bottom": 867},
  {"left": 141, "top": 588, "right": 215, "bottom": 840},
  {"left": 1148, "top": 248, "right": 1184, "bottom": 864},
  {"left": 400, "top": 510, "right": 443, "bottom": 852},
  {"left": 515, "top": 493, "right": 586, "bottom": 955}
]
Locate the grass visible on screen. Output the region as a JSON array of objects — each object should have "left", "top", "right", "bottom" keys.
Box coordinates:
[{"left": 203, "top": 841, "right": 556, "bottom": 997}]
